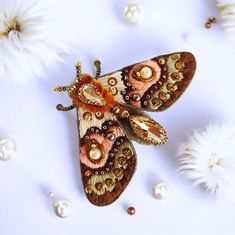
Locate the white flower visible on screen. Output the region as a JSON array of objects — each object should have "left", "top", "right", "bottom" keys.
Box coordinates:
[
  {"left": 0, "top": 0, "right": 69, "bottom": 83},
  {"left": 178, "top": 124, "right": 235, "bottom": 195}
]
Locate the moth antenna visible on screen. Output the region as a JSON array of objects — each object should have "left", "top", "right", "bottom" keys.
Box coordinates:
[
  {"left": 56, "top": 104, "right": 75, "bottom": 111},
  {"left": 75, "top": 61, "right": 82, "bottom": 81},
  {"left": 54, "top": 86, "right": 75, "bottom": 93},
  {"left": 94, "top": 59, "right": 101, "bottom": 78}
]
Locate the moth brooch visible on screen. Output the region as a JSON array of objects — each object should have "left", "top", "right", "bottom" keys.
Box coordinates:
[{"left": 54, "top": 52, "right": 196, "bottom": 206}]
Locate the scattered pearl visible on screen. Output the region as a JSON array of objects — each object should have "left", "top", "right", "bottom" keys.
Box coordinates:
[
  {"left": 123, "top": 3, "right": 142, "bottom": 24},
  {"left": 152, "top": 182, "right": 169, "bottom": 199},
  {"left": 47, "top": 192, "right": 71, "bottom": 218},
  {"left": 53, "top": 199, "right": 71, "bottom": 218},
  {"left": 0, "top": 138, "right": 16, "bottom": 161}
]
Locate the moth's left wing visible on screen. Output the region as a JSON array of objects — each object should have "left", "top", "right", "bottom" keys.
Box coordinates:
[
  {"left": 98, "top": 52, "right": 196, "bottom": 112},
  {"left": 77, "top": 108, "right": 136, "bottom": 206}
]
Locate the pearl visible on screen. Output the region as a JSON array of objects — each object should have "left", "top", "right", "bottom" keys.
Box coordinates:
[
  {"left": 123, "top": 3, "right": 142, "bottom": 24},
  {"left": 47, "top": 192, "right": 71, "bottom": 218},
  {"left": 53, "top": 199, "right": 71, "bottom": 218},
  {"left": 89, "top": 145, "right": 102, "bottom": 161},
  {"left": 140, "top": 66, "right": 153, "bottom": 79},
  {"left": 152, "top": 182, "right": 169, "bottom": 199},
  {"left": 0, "top": 138, "right": 16, "bottom": 161}
]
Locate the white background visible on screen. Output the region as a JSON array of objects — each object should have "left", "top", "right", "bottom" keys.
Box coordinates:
[{"left": 1, "top": 0, "right": 235, "bottom": 235}]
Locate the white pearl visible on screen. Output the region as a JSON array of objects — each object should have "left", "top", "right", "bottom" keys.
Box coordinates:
[
  {"left": 53, "top": 199, "right": 71, "bottom": 218},
  {"left": 152, "top": 182, "right": 169, "bottom": 199},
  {"left": 123, "top": 3, "right": 142, "bottom": 24},
  {"left": 89, "top": 145, "right": 102, "bottom": 160},
  {"left": 0, "top": 138, "right": 16, "bottom": 161},
  {"left": 140, "top": 66, "right": 153, "bottom": 79}
]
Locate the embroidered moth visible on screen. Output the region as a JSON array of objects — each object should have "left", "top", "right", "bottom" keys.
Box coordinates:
[{"left": 54, "top": 52, "right": 196, "bottom": 206}]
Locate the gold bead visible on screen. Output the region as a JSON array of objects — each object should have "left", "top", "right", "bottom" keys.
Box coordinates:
[
  {"left": 205, "top": 22, "right": 211, "bottom": 29},
  {"left": 132, "top": 93, "right": 141, "bottom": 102}
]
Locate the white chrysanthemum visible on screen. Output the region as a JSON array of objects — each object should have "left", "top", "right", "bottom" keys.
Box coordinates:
[
  {"left": 178, "top": 124, "right": 235, "bottom": 194},
  {"left": 0, "top": 0, "right": 69, "bottom": 83}
]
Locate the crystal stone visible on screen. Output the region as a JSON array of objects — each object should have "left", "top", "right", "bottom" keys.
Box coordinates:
[
  {"left": 129, "top": 115, "right": 167, "bottom": 144},
  {"left": 79, "top": 84, "right": 106, "bottom": 106}
]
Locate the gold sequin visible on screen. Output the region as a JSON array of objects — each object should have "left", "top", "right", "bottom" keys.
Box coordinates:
[
  {"left": 158, "top": 58, "right": 165, "bottom": 65},
  {"left": 151, "top": 98, "right": 162, "bottom": 107},
  {"left": 113, "top": 168, "right": 123, "bottom": 177},
  {"left": 166, "top": 83, "right": 177, "bottom": 92},
  {"left": 112, "top": 106, "right": 121, "bottom": 114},
  {"left": 95, "top": 111, "right": 104, "bottom": 119},
  {"left": 118, "top": 157, "right": 127, "bottom": 165},
  {"left": 105, "top": 178, "right": 114, "bottom": 186},
  {"left": 95, "top": 182, "right": 103, "bottom": 191},
  {"left": 109, "top": 86, "right": 118, "bottom": 95},
  {"left": 171, "top": 72, "right": 180, "bottom": 81},
  {"left": 83, "top": 112, "right": 92, "bottom": 121},
  {"left": 171, "top": 54, "right": 180, "bottom": 61},
  {"left": 108, "top": 77, "right": 117, "bottom": 86},
  {"left": 121, "top": 110, "right": 130, "bottom": 118},
  {"left": 175, "top": 62, "right": 185, "bottom": 70},
  {"left": 85, "top": 184, "right": 93, "bottom": 194},
  {"left": 158, "top": 92, "right": 170, "bottom": 101},
  {"left": 123, "top": 148, "right": 132, "bottom": 157}
]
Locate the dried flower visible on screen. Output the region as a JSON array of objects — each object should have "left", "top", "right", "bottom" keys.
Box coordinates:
[
  {"left": 0, "top": 0, "right": 69, "bottom": 83},
  {"left": 178, "top": 124, "right": 235, "bottom": 194}
]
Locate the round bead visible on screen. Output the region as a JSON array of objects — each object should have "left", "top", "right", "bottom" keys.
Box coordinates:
[
  {"left": 132, "top": 93, "right": 141, "bottom": 102},
  {"left": 152, "top": 182, "right": 169, "bottom": 199},
  {"left": 0, "top": 138, "right": 16, "bottom": 161},
  {"left": 123, "top": 3, "right": 142, "bottom": 24},
  {"left": 106, "top": 132, "right": 116, "bottom": 141},
  {"left": 95, "top": 111, "right": 104, "bottom": 120},
  {"left": 127, "top": 206, "right": 135, "bottom": 215},
  {"left": 53, "top": 199, "right": 71, "bottom": 218},
  {"left": 140, "top": 66, "right": 153, "bottom": 80},
  {"left": 89, "top": 145, "right": 102, "bottom": 161}
]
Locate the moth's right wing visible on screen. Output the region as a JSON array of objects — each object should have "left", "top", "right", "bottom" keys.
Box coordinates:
[{"left": 98, "top": 52, "right": 196, "bottom": 112}]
